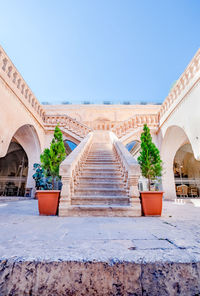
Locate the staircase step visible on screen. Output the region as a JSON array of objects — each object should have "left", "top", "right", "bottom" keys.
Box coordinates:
[
  {"left": 78, "top": 181, "right": 125, "bottom": 189},
  {"left": 78, "top": 176, "right": 124, "bottom": 182},
  {"left": 86, "top": 160, "right": 116, "bottom": 163},
  {"left": 88, "top": 153, "right": 114, "bottom": 158},
  {"left": 80, "top": 171, "right": 122, "bottom": 177},
  {"left": 75, "top": 188, "right": 127, "bottom": 196},
  {"left": 59, "top": 205, "right": 141, "bottom": 217},
  {"left": 86, "top": 157, "right": 115, "bottom": 164},
  {"left": 83, "top": 166, "right": 120, "bottom": 170},
  {"left": 72, "top": 195, "right": 130, "bottom": 205}
]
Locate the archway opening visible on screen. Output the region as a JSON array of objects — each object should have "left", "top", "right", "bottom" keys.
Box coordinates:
[
  {"left": 0, "top": 140, "right": 28, "bottom": 196},
  {"left": 126, "top": 140, "right": 140, "bottom": 157},
  {"left": 64, "top": 140, "right": 77, "bottom": 156},
  {"left": 173, "top": 143, "right": 200, "bottom": 198}
]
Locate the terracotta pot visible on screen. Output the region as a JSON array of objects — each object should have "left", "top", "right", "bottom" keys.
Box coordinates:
[
  {"left": 36, "top": 190, "right": 60, "bottom": 216},
  {"left": 140, "top": 191, "right": 163, "bottom": 216}
]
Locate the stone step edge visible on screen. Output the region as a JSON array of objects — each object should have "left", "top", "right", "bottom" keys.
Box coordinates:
[
  {"left": 74, "top": 188, "right": 127, "bottom": 191},
  {"left": 72, "top": 195, "right": 129, "bottom": 199},
  {"left": 59, "top": 205, "right": 141, "bottom": 217},
  {"left": 77, "top": 181, "right": 125, "bottom": 185},
  {"left": 78, "top": 176, "right": 124, "bottom": 179}
]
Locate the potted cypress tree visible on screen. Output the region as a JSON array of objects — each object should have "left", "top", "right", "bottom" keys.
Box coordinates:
[
  {"left": 36, "top": 126, "right": 66, "bottom": 215},
  {"left": 137, "top": 124, "right": 163, "bottom": 216}
]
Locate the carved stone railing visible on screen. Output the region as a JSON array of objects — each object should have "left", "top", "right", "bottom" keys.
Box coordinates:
[
  {"left": 159, "top": 48, "right": 200, "bottom": 122},
  {"left": 0, "top": 46, "right": 93, "bottom": 138},
  {"left": 0, "top": 46, "right": 45, "bottom": 124},
  {"left": 111, "top": 114, "right": 159, "bottom": 138},
  {"left": 44, "top": 114, "right": 93, "bottom": 138},
  {"left": 59, "top": 132, "right": 93, "bottom": 216},
  {"left": 110, "top": 132, "right": 141, "bottom": 214}
]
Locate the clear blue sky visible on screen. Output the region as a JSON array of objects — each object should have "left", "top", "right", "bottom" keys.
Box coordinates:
[{"left": 0, "top": 0, "right": 199, "bottom": 104}]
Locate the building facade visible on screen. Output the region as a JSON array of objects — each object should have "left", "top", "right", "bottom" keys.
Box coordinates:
[{"left": 0, "top": 45, "right": 200, "bottom": 201}]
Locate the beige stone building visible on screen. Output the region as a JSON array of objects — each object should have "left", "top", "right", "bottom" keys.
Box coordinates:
[{"left": 0, "top": 45, "right": 200, "bottom": 215}]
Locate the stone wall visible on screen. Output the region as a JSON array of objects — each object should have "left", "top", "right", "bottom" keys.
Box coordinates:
[{"left": 0, "top": 260, "right": 200, "bottom": 295}]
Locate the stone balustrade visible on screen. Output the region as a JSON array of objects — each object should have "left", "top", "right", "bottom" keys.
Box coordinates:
[
  {"left": 111, "top": 114, "right": 159, "bottom": 138},
  {"left": 44, "top": 115, "right": 93, "bottom": 138},
  {"left": 110, "top": 132, "right": 141, "bottom": 213},
  {"left": 159, "top": 49, "right": 200, "bottom": 120},
  {"left": 59, "top": 132, "right": 93, "bottom": 216},
  {"left": 0, "top": 46, "right": 45, "bottom": 124}
]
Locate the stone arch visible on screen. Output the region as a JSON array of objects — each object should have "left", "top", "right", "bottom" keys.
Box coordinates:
[
  {"left": 126, "top": 139, "right": 141, "bottom": 154},
  {"left": 0, "top": 141, "right": 28, "bottom": 196},
  {"left": 62, "top": 135, "right": 80, "bottom": 146},
  {"left": 1, "top": 124, "right": 42, "bottom": 192},
  {"left": 121, "top": 130, "right": 142, "bottom": 146},
  {"left": 174, "top": 143, "right": 200, "bottom": 198},
  {"left": 64, "top": 139, "right": 78, "bottom": 156},
  {"left": 161, "top": 125, "right": 192, "bottom": 200}
]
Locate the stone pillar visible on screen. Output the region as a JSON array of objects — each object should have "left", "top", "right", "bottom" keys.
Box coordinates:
[
  {"left": 162, "top": 160, "right": 176, "bottom": 200},
  {"left": 26, "top": 148, "right": 41, "bottom": 196}
]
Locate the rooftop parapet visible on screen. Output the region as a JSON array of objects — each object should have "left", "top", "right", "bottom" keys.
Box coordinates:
[{"left": 159, "top": 48, "right": 200, "bottom": 124}]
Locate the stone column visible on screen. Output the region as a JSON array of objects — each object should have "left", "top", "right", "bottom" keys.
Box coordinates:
[{"left": 162, "top": 160, "right": 176, "bottom": 200}]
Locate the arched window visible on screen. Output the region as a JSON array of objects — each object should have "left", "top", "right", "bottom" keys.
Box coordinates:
[{"left": 64, "top": 140, "right": 77, "bottom": 156}]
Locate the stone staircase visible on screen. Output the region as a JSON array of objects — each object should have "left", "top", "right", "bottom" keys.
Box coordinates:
[{"left": 60, "top": 132, "right": 141, "bottom": 216}]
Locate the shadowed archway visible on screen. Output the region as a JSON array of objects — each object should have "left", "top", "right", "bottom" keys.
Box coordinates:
[{"left": 0, "top": 141, "right": 28, "bottom": 196}]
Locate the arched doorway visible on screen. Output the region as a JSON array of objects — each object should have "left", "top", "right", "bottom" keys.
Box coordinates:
[
  {"left": 0, "top": 141, "right": 28, "bottom": 196},
  {"left": 174, "top": 143, "right": 200, "bottom": 198},
  {"left": 161, "top": 125, "right": 194, "bottom": 200}
]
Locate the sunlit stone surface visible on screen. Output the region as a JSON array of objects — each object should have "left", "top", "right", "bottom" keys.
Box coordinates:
[{"left": 0, "top": 200, "right": 200, "bottom": 295}]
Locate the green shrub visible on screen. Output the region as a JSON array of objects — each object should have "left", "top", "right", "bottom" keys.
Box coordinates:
[
  {"left": 40, "top": 125, "right": 66, "bottom": 189},
  {"left": 137, "top": 124, "right": 162, "bottom": 191}
]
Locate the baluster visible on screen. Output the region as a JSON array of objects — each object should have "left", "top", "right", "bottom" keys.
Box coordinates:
[
  {"left": 13, "top": 72, "right": 17, "bottom": 83},
  {"left": 17, "top": 78, "right": 21, "bottom": 89},
  {"left": 21, "top": 83, "right": 25, "bottom": 95},
  {"left": 25, "top": 89, "right": 29, "bottom": 99},
  {"left": 7, "top": 66, "right": 12, "bottom": 77},
  {"left": 2, "top": 58, "right": 8, "bottom": 71}
]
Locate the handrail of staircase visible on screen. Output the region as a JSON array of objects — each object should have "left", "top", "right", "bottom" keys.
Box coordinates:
[
  {"left": 109, "top": 132, "right": 141, "bottom": 208},
  {"left": 59, "top": 132, "right": 93, "bottom": 215},
  {"left": 44, "top": 114, "right": 93, "bottom": 138},
  {"left": 111, "top": 113, "right": 159, "bottom": 138}
]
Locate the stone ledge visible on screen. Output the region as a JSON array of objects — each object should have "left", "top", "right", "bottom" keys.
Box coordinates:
[{"left": 0, "top": 260, "right": 200, "bottom": 296}]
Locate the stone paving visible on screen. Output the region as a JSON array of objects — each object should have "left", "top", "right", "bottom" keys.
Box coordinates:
[
  {"left": 0, "top": 199, "right": 200, "bottom": 263},
  {"left": 1, "top": 199, "right": 200, "bottom": 295}
]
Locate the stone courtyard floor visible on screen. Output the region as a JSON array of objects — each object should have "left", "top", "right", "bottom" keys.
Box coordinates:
[
  {"left": 1, "top": 199, "right": 200, "bottom": 295},
  {"left": 0, "top": 199, "right": 200, "bottom": 262}
]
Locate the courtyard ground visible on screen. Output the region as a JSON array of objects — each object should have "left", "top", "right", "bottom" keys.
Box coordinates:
[
  {"left": 0, "top": 199, "right": 200, "bottom": 295},
  {"left": 0, "top": 199, "right": 200, "bottom": 262}
]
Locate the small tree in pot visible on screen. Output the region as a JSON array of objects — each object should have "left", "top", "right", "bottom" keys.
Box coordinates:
[
  {"left": 36, "top": 126, "right": 66, "bottom": 215},
  {"left": 137, "top": 124, "right": 163, "bottom": 216}
]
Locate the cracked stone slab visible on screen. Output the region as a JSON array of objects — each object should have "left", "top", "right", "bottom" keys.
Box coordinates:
[{"left": 132, "top": 239, "right": 176, "bottom": 250}]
